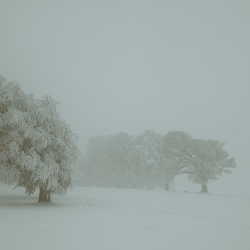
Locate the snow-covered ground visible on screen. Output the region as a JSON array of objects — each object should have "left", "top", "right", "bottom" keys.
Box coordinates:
[{"left": 0, "top": 185, "right": 249, "bottom": 250}]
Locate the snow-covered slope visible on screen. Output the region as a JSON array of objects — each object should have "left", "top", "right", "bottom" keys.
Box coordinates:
[{"left": 0, "top": 185, "right": 249, "bottom": 250}]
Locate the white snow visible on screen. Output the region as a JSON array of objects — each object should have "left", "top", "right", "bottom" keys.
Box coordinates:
[{"left": 0, "top": 185, "right": 249, "bottom": 250}]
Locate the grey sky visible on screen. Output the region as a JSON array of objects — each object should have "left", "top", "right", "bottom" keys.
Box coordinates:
[{"left": 1, "top": 1, "right": 249, "bottom": 193}]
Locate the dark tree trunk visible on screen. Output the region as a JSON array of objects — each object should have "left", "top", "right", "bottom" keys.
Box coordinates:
[
  {"left": 165, "top": 183, "right": 169, "bottom": 191},
  {"left": 200, "top": 184, "right": 208, "bottom": 193},
  {"left": 38, "top": 187, "right": 51, "bottom": 203}
]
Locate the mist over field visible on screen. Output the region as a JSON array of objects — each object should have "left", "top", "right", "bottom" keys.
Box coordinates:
[
  {"left": 0, "top": 1, "right": 250, "bottom": 249},
  {"left": 1, "top": 0, "right": 249, "bottom": 194}
]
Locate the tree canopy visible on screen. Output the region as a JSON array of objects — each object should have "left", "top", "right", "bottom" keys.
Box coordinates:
[
  {"left": 162, "top": 131, "right": 236, "bottom": 192},
  {"left": 0, "top": 75, "right": 80, "bottom": 202}
]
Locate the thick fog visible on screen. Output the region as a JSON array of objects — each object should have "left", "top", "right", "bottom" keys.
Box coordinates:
[{"left": 1, "top": 1, "right": 249, "bottom": 194}]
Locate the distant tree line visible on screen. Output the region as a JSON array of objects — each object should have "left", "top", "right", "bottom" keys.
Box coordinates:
[
  {"left": 0, "top": 75, "right": 80, "bottom": 203},
  {"left": 78, "top": 130, "right": 236, "bottom": 192}
]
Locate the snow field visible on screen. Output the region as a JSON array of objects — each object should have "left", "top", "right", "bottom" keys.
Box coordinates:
[{"left": 0, "top": 185, "right": 250, "bottom": 250}]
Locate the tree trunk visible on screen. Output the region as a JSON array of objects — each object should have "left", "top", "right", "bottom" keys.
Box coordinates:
[
  {"left": 165, "top": 183, "right": 169, "bottom": 191},
  {"left": 200, "top": 184, "right": 208, "bottom": 193},
  {"left": 38, "top": 187, "right": 51, "bottom": 203}
]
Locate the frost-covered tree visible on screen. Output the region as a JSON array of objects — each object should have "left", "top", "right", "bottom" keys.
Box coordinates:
[
  {"left": 184, "top": 139, "right": 236, "bottom": 192},
  {"left": 162, "top": 131, "right": 194, "bottom": 164},
  {"left": 0, "top": 75, "right": 80, "bottom": 202},
  {"left": 80, "top": 132, "right": 154, "bottom": 189},
  {"left": 107, "top": 132, "right": 149, "bottom": 189},
  {"left": 138, "top": 130, "right": 174, "bottom": 190},
  {"left": 0, "top": 76, "right": 26, "bottom": 185},
  {"left": 162, "top": 131, "right": 236, "bottom": 192}
]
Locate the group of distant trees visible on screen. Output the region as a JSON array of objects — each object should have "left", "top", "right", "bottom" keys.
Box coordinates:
[
  {"left": 78, "top": 130, "right": 236, "bottom": 192},
  {"left": 0, "top": 75, "right": 80, "bottom": 203}
]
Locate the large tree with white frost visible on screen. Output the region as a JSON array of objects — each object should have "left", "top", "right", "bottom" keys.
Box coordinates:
[
  {"left": 162, "top": 131, "right": 236, "bottom": 192},
  {"left": 0, "top": 75, "right": 80, "bottom": 202}
]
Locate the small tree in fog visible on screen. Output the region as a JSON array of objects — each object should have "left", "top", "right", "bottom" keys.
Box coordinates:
[
  {"left": 184, "top": 139, "right": 236, "bottom": 192},
  {"left": 0, "top": 75, "right": 80, "bottom": 203},
  {"left": 81, "top": 132, "right": 156, "bottom": 189},
  {"left": 139, "top": 130, "right": 175, "bottom": 190},
  {"left": 162, "top": 131, "right": 236, "bottom": 192},
  {"left": 105, "top": 133, "right": 141, "bottom": 188}
]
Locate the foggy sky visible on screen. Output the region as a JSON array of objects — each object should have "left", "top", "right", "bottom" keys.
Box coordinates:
[{"left": 1, "top": 1, "right": 250, "bottom": 194}]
